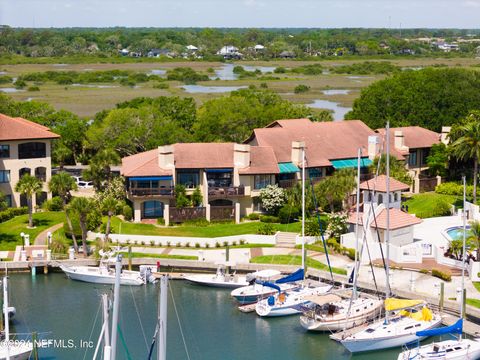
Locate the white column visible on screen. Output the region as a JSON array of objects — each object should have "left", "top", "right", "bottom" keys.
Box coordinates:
[
  {"left": 133, "top": 201, "right": 142, "bottom": 223},
  {"left": 164, "top": 204, "right": 169, "bottom": 227},
  {"left": 235, "top": 202, "right": 240, "bottom": 224},
  {"left": 206, "top": 204, "right": 211, "bottom": 222}
]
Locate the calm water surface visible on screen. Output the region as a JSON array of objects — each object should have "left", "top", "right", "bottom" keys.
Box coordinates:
[
  {"left": 181, "top": 85, "right": 247, "bottom": 93},
  {"left": 4, "top": 273, "right": 408, "bottom": 360},
  {"left": 307, "top": 99, "right": 352, "bottom": 121}
]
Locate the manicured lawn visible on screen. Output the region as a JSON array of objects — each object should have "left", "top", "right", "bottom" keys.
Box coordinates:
[
  {"left": 250, "top": 255, "right": 347, "bottom": 275},
  {"left": 110, "top": 217, "right": 301, "bottom": 238},
  {"left": 119, "top": 252, "right": 198, "bottom": 260},
  {"left": 403, "top": 193, "right": 462, "bottom": 219},
  {"left": 295, "top": 241, "right": 327, "bottom": 253},
  {"left": 0, "top": 211, "right": 65, "bottom": 250},
  {"left": 473, "top": 282, "right": 480, "bottom": 293},
  {"left": 467, "top": 298, "right": 480, "bottom": 309}
]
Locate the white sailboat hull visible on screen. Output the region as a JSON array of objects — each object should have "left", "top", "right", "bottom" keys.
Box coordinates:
[
  {"left": 231, "top": 283, "right": 297, "bottom": 305},
  {"left": 0, "top": 342, "right": 33, "bottom": 360},
  {"left": 397, "top": 339, "right": 480, "bottom": 360},
  {"left": 341, "top": 315, "right": 443, "bottom": 353},
  {"left": 256, "top": 285, "right": 332, "bottom": 317},
  {"left": 184, "top": 274, "right": 248, "bottom": 289},
  {"left": 60, "top": 265, "right": 146, "bottom": 286}
]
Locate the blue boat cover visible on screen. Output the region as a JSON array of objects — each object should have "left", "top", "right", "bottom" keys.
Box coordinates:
[
  {"left": 255, "top": 280, "right": 281, "bottom": 293},
  {"left": 275, "top": 268, "right": 304, "bottom": 284},
  {"left": 416, "top": 319, "right": 463, "bottom": 337}
]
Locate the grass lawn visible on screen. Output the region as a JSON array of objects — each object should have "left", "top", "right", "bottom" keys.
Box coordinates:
[
  {"left": 467, "top": 298, "right": 480, "bottom": 309},
  {"left": 295, "top": 240, "right": 327, "bottom": 253},
  {"left": 250, "top": 255, "right": 346, "bottom": 275},
  {"left": 110, "top": 217, "right": 301, "bottom": 238},
  {"left": 0, "top": 211, "right": 65, "bottom": 250},
  {"left": 119, "top": 252, "right": 198, "bottom": 260},
  {"left": 474, "top": 282, "right": 480, "bottom": 293},
  {"left": 403, "top": 192, "right": 462, "bottom": 219}
]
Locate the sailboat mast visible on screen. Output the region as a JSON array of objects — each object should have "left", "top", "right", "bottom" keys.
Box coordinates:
[
  {"left": 353, "top": 148, "right": 361, "bottom": 300},
  {"left": 385, "top": 122, "right": 391, "bottom": 298},
  {"left": 3, "top": 276, "right": 9, "bottom": 360},
  {"left": 301, "top": 144, "right": 306, "bottom": 271},
  {"left": 110, "top": 255, "right": 122, "bottom": 360},
  {"left": 158, "top": 275, "right": 168, "bottom": 360},
  {"left": 461, "top": 175, "right": 467, "bottom": 339}
]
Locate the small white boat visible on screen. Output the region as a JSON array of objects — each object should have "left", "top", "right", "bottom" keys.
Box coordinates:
[
  {"left": 300, "top": 294, "right": 383, "bottom": 332},
  {"left": 60, "top": 253, "right": 155, "bottom": 286},
  {"left": 184, "top": 262, "right": 249, "bottom": 289},
  {"left": 255, "top": 284, "right": 333, "bottom": 317},
  {"left": 398, "top": 338, "right": 480, "bottom": 360},
  {"left": 340, "top": 299, "right": 442, "bottom": 353},
  {"left": 231, "top": 269, "right": 297, "bottom": 305}
]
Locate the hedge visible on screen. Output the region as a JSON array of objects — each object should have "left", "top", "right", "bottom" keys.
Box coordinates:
[{"left": 0, "top": 207, "right": 28, "bottom": 223}]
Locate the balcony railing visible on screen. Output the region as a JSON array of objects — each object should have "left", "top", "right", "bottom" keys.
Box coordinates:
[
  {"left": 208, "top": 186, "right": 245, "bottom": 198},
  {"left": 129, "top": 187, "right": 174, "bottom": 197},
  {"left": 170, "top": 207, "right": 206, "bottom": 223},
  {"left": 278, "top": 179, "right": 297, "bottom": 188},
  {"left": 211, "top": 205, "right": 235, "bottom": 220}
]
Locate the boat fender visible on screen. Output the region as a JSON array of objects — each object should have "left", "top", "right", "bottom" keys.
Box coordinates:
[{"left": 268, "top": 296, "right": 275, "bottom": 306}]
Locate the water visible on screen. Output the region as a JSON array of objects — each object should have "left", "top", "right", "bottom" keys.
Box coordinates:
[
  {"left": 71, "top": 84, "right": 119, "bottom": 89},
  {"left": 322, "top": 89, "right": 350, "bottom": 95},
  {"left": 446, "top": 226, "right": 472, "bottom": 240},
  {"left": 8, "top": 273, "right": 402, "bottom": 359},
  {"left": 307, "top": 99, "right": 352, "bottom": 120},
  {"left": 150, "top": 69, "right": 167, "bottom": 76},
  {"left": 210, "top": 64, "right": 277, "bottom": 80},
  {"left": 181, "top": 85, "right": 247, "bottom": 93},
  {"left": 0, "top": 88, "right": 25, "bottom": 93}
]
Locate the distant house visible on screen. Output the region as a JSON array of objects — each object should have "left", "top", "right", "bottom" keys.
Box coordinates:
[
  {"left": 436, "top": 42, "right": 459, "bottom": 52},
  {"left": 217, "top": 45, "right": 242, "bottom": 59},
  {"left": 254, "top": 44, "right": 265, "bottom": 51},
  {"left": 186, "top": 45, "right": 198, "bottom": 52},
  {"left": 119, "top": 48, "right": 129, "bottom": 56},
  {"left": 279, "top": 51, "right": 295, "bottom": 58}
]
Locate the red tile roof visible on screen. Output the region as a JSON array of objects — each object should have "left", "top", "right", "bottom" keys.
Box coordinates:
[
  {"left": 376, "top": 126, "right": 440, "bottom": 151},
  {"left": 239, "top": 146, "right": 279, "bottom": 174},
  {"left": 359, "top": 175, "right": 410, "bottom": 192},
  {"left": 348, "top": 208, "right": 422, "bottom": 230},
  {"left": 246, "top": 119, "right": 376, "bottom": 168},
  {"left": 173, "top": 143, "right": 234, "bottom": 169},
  {"left": 0, "top": 113, "right": 60, "bottom": 141},
  {"left": 121, "top": 149, "right": 172, "bottom": 177}
]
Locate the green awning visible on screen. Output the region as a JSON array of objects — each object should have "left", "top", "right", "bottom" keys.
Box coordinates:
[
  {"left": 278, "top": 162, "right": 300, "bottom": 174},
  {"left": 331, "top": 158, "right": 372, "bottom": 169}
]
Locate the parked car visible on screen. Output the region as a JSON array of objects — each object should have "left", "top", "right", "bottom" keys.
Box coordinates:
[{"left": 72, "top": 176, "right": 93, "bottom": 189}]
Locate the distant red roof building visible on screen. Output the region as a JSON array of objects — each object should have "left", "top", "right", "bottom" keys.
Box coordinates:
[
  {"left": 0, "top": 113, "right": 60, "bottom": 141},
  {"left": 359, "top": 175, "right": 410, "bottom": 193}
]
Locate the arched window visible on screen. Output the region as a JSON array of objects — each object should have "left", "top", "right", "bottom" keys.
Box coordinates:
[
  {"left": 377, "top": 194, "right": 383, "bottom": 205},
  {"left": 367, "top": 191, "right": 372, "bottom": 202},
  {"left": 35, "top": 167, "right": 47, "bottom": 182},
  {"left": 36, "top": 192, "right": 47, "bottom": 207},
  {"left": 394, "top": 192, "right": 399, "bottom": 202},
  {"left": 19, "top": 167, "right": 31, "bottom": 179}
]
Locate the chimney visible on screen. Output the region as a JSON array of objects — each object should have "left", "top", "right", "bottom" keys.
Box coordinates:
[
  {"left": 394, "top": 130, "right": 404, "bottom": 150},
  {"left": 291, "top": 141, "right": 305, "bottom": 166},
  {"left": 367, "top": 135, "right": 380, "bottom": 160},
  {"left": 158, "top": 145, "right": 174, "bottom": 169},
  {"left": 441, "top": 126, "right": 451, "bottom": 145},
  {"left": 234, "top": 144, "right": 250, "bottom": 168}
]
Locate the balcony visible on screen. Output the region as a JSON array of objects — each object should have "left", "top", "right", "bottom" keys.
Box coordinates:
[
  {"left": 208, "top": 185, "right": 245, "bottom": 198},
  {"left": 278, "top": 179, "right": 297, "bottom": 189},
  {"left": 129, "top": 187, "right": 174, "bottom": 197},
  {"left": 170, "top": 207, "right": 206, "bottom": 223}
]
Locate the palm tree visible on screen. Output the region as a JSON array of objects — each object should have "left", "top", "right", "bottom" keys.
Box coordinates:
[
  {"left": 468, "top": 220, "right": 480, "bottom": 261},
  {"left": 69, "top": 197, "right": 92, "bottom": 257},
  {"left": 451, "top": 115, "right": 480, "bottom": 203},
  {"left": 101, "top": 196, "right": 120, "bottom": 242},
  {"left": 15, "top": 174, "right": 43, "bottom": 228},
  {"left": 49, "top": 172, "right": 79, "bottom": 252},
  {"left": 52, "top": 143, "right": 72, "bottom": 171}
]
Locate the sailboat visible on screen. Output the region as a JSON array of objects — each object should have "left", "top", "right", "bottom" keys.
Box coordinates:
[
  {"left": 255, "top": 146, "right": 332, "bottom": 317},
  {"left": 300, "top": 148, "right": 383, "bottom": 331},
  {"left": 397, "top": 176, "right": 480, "bottom": 360},
  {"left": 339, "top": 123, "right": 442, "bottom": 353},
  {"left": 0, "top": 276, "right": 33, "bottom": 360}
]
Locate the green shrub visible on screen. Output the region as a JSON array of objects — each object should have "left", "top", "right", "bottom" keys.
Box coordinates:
[
  {"left": 153, "top": 82, "right": 169, "bottom": 89},
  {"left": 182, "top": 218, "right": 210, "bottom": 227},
  {"left": 232, "top": 241, "right": 237, "bottom": 246},
  {"left": 0, "top": 207, "right": 28, "bottom": 223},
  {"left": 150, "top": 240, "right": 155, "bottom": 246},
  {"left": 123, "top": 205, "right": 133, "bottom": 221},
  {"left": 240, "top": 239, "right": 246, "bottom": 245},
  {"left": 345, "top": 248, "right": 356, "bottom": 260},
  {"left": 435, "top": 182, "right": 473, "bottom": 196},
  {"left": 166, "top": 67, "right": 209, "bottom": 84},
  {"left": 185, "top": 242, "right": 190, "bottom": 248},
  {"left": 260, "top": 215, "right": 279, "bottom": 223},
  {"left": 166, "top": 241, "right": 171, "bottom": 247},
  {"left": 215, "top": 241, "right": 221, "bottom": 248},
  {"left": 420, "top": 269, "right": 430, "bottom": 274},
  {"left": 294, "top": 84, "right": 310, "bottom": 93},
  {"left": 291, "top": 64, "right": 323, "bottom": 75},
  {"left": 0, "top": 75, "right": 13, "bottom": 84},
  {"left": 278, "top": 205, "right": 300, "bottom": 224},
  {"left": 157, "top": 217, "right": 165, "bottom": 225},
  {"left": 176, "top": 242, "right": 182, "bottom": 247},
  {"left": 260, "top": 82, "right": 268, "bottom": 88},
  {"left": 195, "top": 242, "right": 200, "bottom": 248},
  {"left": 14, "top": 79, "right": 27, "bottom": 89},
  {"left": 42, "top": 196, "right": 63, "bottom": 211},
  {"left": 27, "top": 86, "right": 40, "bottom": 91},
  {"left": 247, "top": 213, "right": 260, "bottom": 220},
  {"left": 223, "top": 241, "right": 229, "bottom": 247},
  {"left": 327, "top": 238, "right": 342, "bottom": 253},
  {"left": 257, "top": 223, "right": 275, "bottom": 235},
  {"left": 274, "top": 67, "right": 286, "bottom": 74},
  {"left": 432, "top": 268, "right": 452, "bottom": 282},
  {"left": 305, "top": 218, "right": 328, "bottom": 236},
  {"left": 205, "top": 243, "right": 210, "bottom": 248}
]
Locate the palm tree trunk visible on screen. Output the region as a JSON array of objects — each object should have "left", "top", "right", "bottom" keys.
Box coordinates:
[
  {"left": 79, "top": 216, "right": 88, "bottom": 258},
  {"left": 105, "top": 212, "right": 112, "bottom": 242},
  {"left": 65, "top": 208, "right": 78, "bottom": 252},
  {"left": 474, "top": 157, "right": 478, "bottom": 204},
  {"left": 27, "top": 196, "right": 33, "bottom": 228}
]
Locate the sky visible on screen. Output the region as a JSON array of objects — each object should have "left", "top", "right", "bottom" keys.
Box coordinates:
[{"left": 0, "top": 0, "right": 480, "bottom": 28}]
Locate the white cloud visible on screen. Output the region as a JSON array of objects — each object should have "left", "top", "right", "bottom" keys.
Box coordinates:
[{"left": 464, "top": 0, "right": 480, "bottom": 7}]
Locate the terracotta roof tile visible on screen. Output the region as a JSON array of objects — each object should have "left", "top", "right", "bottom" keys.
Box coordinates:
[
  {"left": 174, "top": 143, "right": 234, "bottom": 169},
  {"left": 376, "top": 126, "right": 440, "bottom": 151},
  {"left": 347, "top": 208, "right": 422, "bottom": 230},
  {"left": 239, "top": 146, "right": 279, "bottom": 174},
  {"left": 0, "top": 113, "right": 60, "bottom": 141},
  {"left": 121, "top": 149, "right": 172, "bottom": 177},
  {"left": 359, "top": 175, "right": 410, "bottom": 192}
]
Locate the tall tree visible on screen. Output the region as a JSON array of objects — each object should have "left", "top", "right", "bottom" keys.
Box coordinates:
[
  {"left": 468, "top": 220, "right": 480, "bottom": 261},
  {"left": 69, "top": 197, "right": 92, "bottom": 257},
  {"left": 101, "top": 196, "right": 120, "bottom": 241},
  {"left": 450, "top": 113, "right": 480, "bottom": 203},
  {"left": 48, "top": 172, "right": 79, "bottom": 252},
  {"left": 314, "top": 169, "right": 356, "bottom": 213},
  {"left": 15, "top": 174, "right": 43, "bottom": 227}
]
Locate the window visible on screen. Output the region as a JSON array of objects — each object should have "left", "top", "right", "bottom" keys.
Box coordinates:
[
  {"left": 377, "top": 194, "right": 383, "bottom": 205},
  {"left": 0, "top": 170, "right": 10, "bottom": 183},
  {"left": 254, "top": 175, "right": 272, "bottom": 189},
  {"left": 19, "top": 168, "right": 31, "bottom": 179},
  {"left": 143, "top": 201, "right": 164, "bottom": 218},
  {"left": 18, "top": 142, "right": 46, "bottom": 159},
  {"left": 308, "top": 168, "right": 322, "bottom": 179},
  {"left": 35, "top": 167, "right": 47, "bottom": 182},
  {"left": 408, "top": 150, "right": 417, "bottom": 167},
  {"left": 5, "top": 195, "right": 12, "bottom": 207},
  {"left": 206, "top": 171, "right": 232, "bottom": 187},
  {"left": 36, "top": 192, "right": 47, "bottom": 207},
  {"left": 421, "top": 149, "right": 429, "bottom": 166},
  {"left": 177, "top": 170, "right": 199, "bottom": 189},
  {"left": 0, "top": 145, "right": 9, "bottom": 158}
]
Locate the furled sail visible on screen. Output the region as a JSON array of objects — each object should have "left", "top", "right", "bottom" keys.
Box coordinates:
[
  {"left": 384, "top": 298, "right": 425, "bottom": 311},
  {"left": 275, "top": 268, "right": 304, "bottom": 284},
  {"left": 416, "top": 319, "right": 463, "bottom": 337},
  {"left": 256, "top": 280, "right": 281, "bottom": 293}
]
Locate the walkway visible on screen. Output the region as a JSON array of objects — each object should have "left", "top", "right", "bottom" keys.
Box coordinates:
[
  {"left": 34, "top": 223, "right": 63, "bottom": 245},
  {"left": 372, "top": 258, "right": 462, "bottom": 276}
]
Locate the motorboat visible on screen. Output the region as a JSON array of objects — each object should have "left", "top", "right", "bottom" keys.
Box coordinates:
[
  {"left": 255, "top": 283, "right": 333, "bottom": 317},
  {"left": 184, "top": 262, "right": 249, "bottom": 289},
  {"left": 230, "top": 269, "right": 298, "bottom": 305},
  {"left": 339, "top": 299, "right": 442, "bottom": 353},
  {"left": 60, "top": 252, "right": 156, "bottom": 286},
  {"left": 300, "top": 293, "right": 383, "bottom": 332}
]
